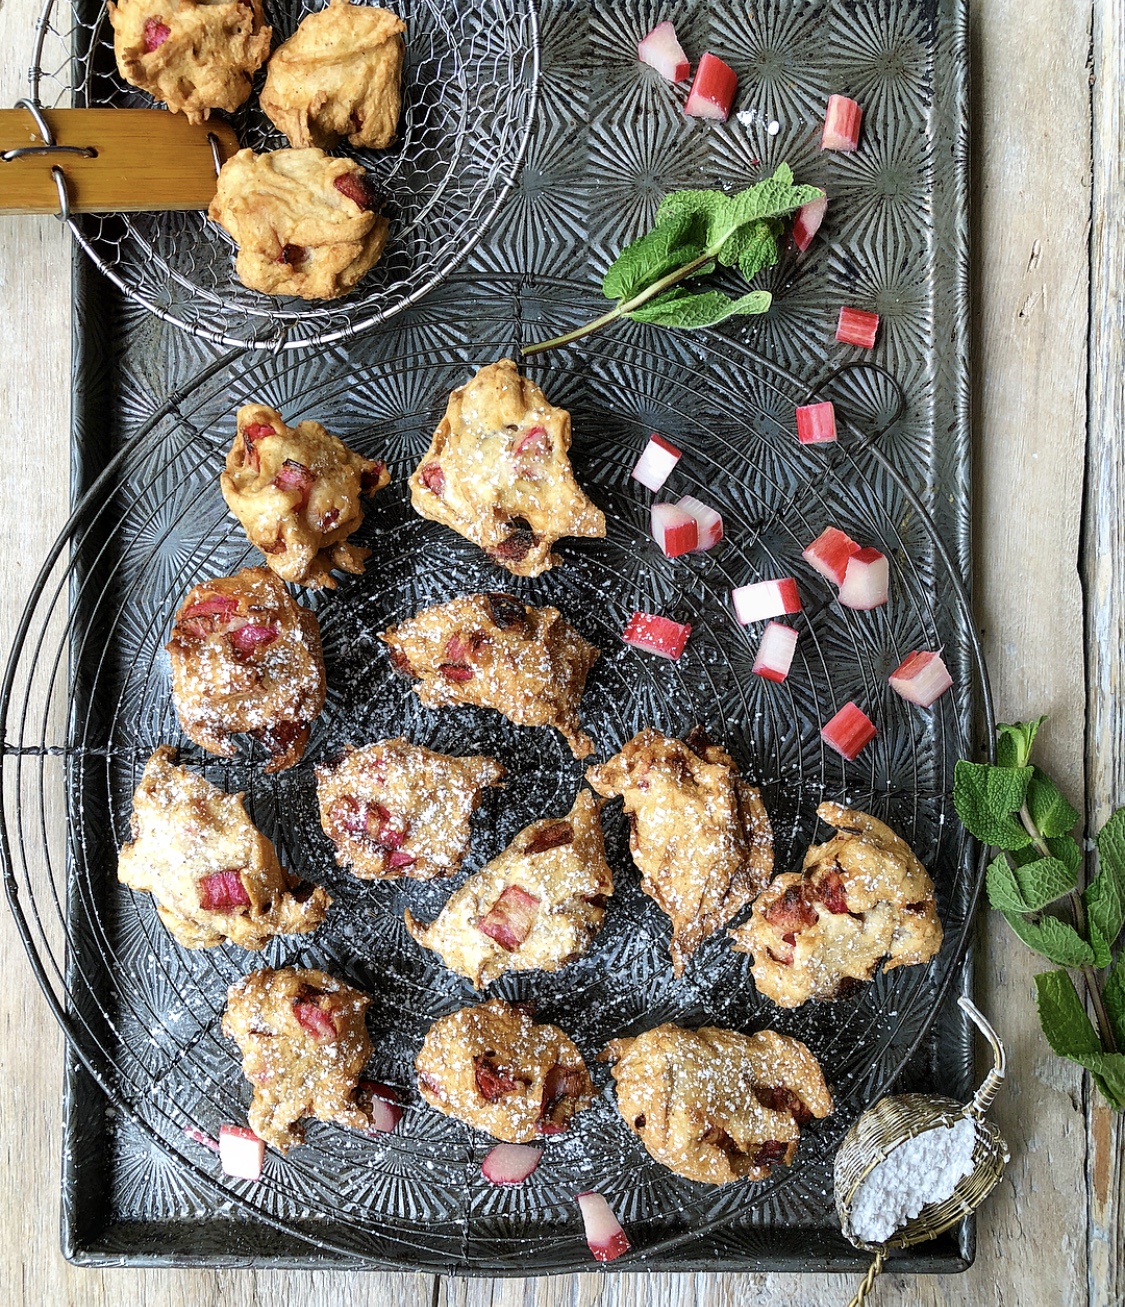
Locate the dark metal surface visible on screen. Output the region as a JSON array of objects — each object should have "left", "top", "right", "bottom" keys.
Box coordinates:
[{"left": 1, "top": 0, "right": 981, "bottom": 1275}]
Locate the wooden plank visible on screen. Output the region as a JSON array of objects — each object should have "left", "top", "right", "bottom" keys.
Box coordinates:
[{"left": 1084, "top": 0, "right": 1125, "bottom": 1300}]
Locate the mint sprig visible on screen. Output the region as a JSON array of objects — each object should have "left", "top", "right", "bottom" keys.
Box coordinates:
[
  {"left": 522, "top": 164, "right": 823, "bottom": 357},
  {"left": 954, "top": 719, "right": 1125, "bottom": 1107}
]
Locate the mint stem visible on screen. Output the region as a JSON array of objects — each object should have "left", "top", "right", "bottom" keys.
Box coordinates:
[
  {"left": 1018, "top": 802, "right": 1117, "bottom": 1054},
  {"left": 521, "top": 252, "right": 716, "bottom": 357}
]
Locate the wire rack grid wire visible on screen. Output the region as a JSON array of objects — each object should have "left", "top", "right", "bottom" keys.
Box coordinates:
[
  {"left": 25, "top": 0, "right": 540, "bottom": 350},
  {"left": 0, "top": 298, "right": 993, "bottom": 1270}
]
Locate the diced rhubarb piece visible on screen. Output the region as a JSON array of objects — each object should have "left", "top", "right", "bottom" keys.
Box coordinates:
[
  {"left": 889, "top": 650, "right": 953, "bottom": 707},
  {"left": 273, "top": 459, "right": 316, "bottom": 511},
  {"left": 821, "top": 702, "right": 877, "bottom": 761},
  {"left": 386, "top": 850, "right": 417, "bottom": 869},
  {"left": 358, "top": 1081, "right": 404, "bottom": 1134},
  {"left": 836, "top": 306, "right": 880, "bottom": 349},
  {"left": 685, "top": 52, "right": 738, "bottom": 121},
  {"left": 637, "top": 20, "right": 690, "bottom": 82},
  {"left": 812, "top": 866, "right": 849, "bottom": 914},
  {"left": 792, "top": 195, "right": 828, "bottom": 252},
  {"left": 631, "top": 433, "right": 682, "bottom": 491},
  {"left": 524, "top": 821, "right": 574, "bottom": 855},
  {"left": 419, "top": 462, "right": 445, "bottom": 495},
  {"left": 802, "top": 526, "right": 861, "bottom": 585},
  {"left": 538, "top": 1064, "right": 585, "bottom": 1135},
  {"left": 822, "top": 94, "right": 863, "bottom": 152},
  {"left": 621, "top": 611, "right": 691, "bottom": 660},
  {"left": 199, "top": 870, "right": 251, "bottom": 911},
  {"left": 763, "top": 884, "right": 818, "bottom": 933},
  {"left": 482, "top": 1143, "right": 543, "bottom": 1185},
  {"left": 513, "top": 425, "right": 551, "bottom": 478},
  {"left": 576, "top": 1192, "right": 631, "bottom": 1262},
  {"left": 651, "top": 502, "right": 698, "bottom": 558},
  {"left": 731, "top": 577, "right": 802, "bottom": 625},
  {"left": 795, "top": 401, "right": 837, "bottom": 445},
  {"left": 438, "top": 663, "right": 474, "bottom": 681},
  {"left": 838, "top": 547, "right": 889, "bottom": 610},
  {"left": 219, "top": 1125, "right": 265, "bottom": 1181},
  {"left": 474, "top": 1054, "right": 521, "bottom": 1101},
  {"left": 228, "top": 622, "right": 279, "bottom": 656},
  {"left": 676, "top": 495, "right": 724, "bottom": 551},
  {"left": 333, "top": 172, "right": 378, "bottom": 211},
  {"left": 477, "top": 884, "right": 541, "bottom": 951},
  {"left": 752, "top": 622, "right": 799, "bottom": 683},
  {"left": 143, "top": 16, "right": 170, "bottom": 51},
  {"left": 293, "top": 1001, "right": 337, "bottom": 1042},
  {"left": 181, "top": 593, "right": 240, "bottom": 622}
]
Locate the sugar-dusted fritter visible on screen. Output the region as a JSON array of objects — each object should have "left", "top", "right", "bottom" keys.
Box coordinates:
[
  {"left": 380, "top": 592, "right": 601, "bottom": 759},
  {"left": 117, "top": 746, "right": 331, "bottom": 949},
  {"left": 408, "top": 359, "right": 606, "bottom": 577},
  {"left": 208, "top": 148, "right": 390, "bottom": 300},
  {"left": 415, "top": 999, "right": 595, "bottom": 1142},
  {"left": 730, "top": 802, "right": 943, "bottom": 1007},
  {"left": 316, "top": 737, "right": 505, "bottom": 881},
  {"left": 585, "top": 728, "right": 772, "bottom": 976},
  {"left": 220, "top": 402, "right": 390, "bottom": 589},
  {"left": 167, "top": 566, "right": 326, "bottom": 772},
  {"left": 261, "top": 0, "right": 405, "bottom": 150},
  {"left": 405, "top": 788, "right": 611, "bottom": 987},
  {"left": 107, "top": 0, "right": 270, "bottom": 123},
  {"left": 602, "top": 1024, "right": 833, "bottom": 1185},
  {"left": 222, "top": 967, "right": 373, "bottom": 1151}
]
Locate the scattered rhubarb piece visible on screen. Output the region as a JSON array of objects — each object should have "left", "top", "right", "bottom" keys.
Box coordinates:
[
  {"left": 637, "top": 20, "right": 690, "bottom": 82},
  {"left": 685, "top": 52, "right": 738, "bottom": 121},
  {"left": 792, "top": 195, "right": 828, "bottom": 251},
  {"left": 622, "top": 611, "right": 691, "bottom": 660},
  {"left": 802, "top": 526, "right": 861, "bottom": 585},
  {"left": 821, "top": 702, "right": 877, "bottom": 761},
  {"left": 482, "top": 1143, "right": 543, "bottom": 1185},
  {"left": 795, "top": 401, "right": 837, "bottom": 445},
  {"left": 838, "top": 547, "right": 889, "bottom": 610},
  {"left": 576, "top": 1191, "right": 631, "bottom": 1262},
  {"left": 293, "top": 1001, "right": 337, "bottom": 1042},
  {"left": 199, "top": 870, "right": 251, "bottom": 911},
  {"left": 477, "top": 884, "right": 541, "bottom": 950},
  {"left": 822, "top": 94, "right": 863, "bottom": 152},
  {"left": 651, "top": 502, "right": 699, "bottom": 557},
  {"left": 836, "top": 306, "right": 880, "bottom": 349},
  {"left": 676, "top": 494, "right": 724, "bottom": 551},
  {"left": 227, "top": 622, "right": 279, "bottom": 656},
  {"left": 752, "top": 622, "right": 799, "bottom": 683},
  {"left": 889, "top": 650, "right": 953, "bottom": 707},
  {"left": 219, "top": 1125, "right": 265, "bottom": 1181},
  {"left": 358, "top": 1081, "right": 404, "bottom": 1134},
  {"left": 631, "top": 433, "right": 682, "bottom": 491},
  {"left": 731, "top": 577, "right": 802, "bottom": 625}
]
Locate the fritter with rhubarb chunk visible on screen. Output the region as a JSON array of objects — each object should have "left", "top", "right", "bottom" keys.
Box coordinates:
[
  {"left": 261, "top": 0, "right": 405, "bottom": 150},
  {"left": 603, "top": 1024, "right": 832, "bottom": 1185},
  {"left": 167, "top": 566, "right": 326, "bottom": 772},
  {"left": 586, "top": 728, "right": 772, "bottom": 976},
  {"left": 415, "top": 999, "right": 594, "bottom": 1142},
  {"left": 108, "top": 0, "right": 270, "bottom": 124},
  {"left": 223, "top": 967, "right": 373, "bottom": 1151},
  {"left": 208, "top": 148, "right": 389, "bottom": 300},
  {"left": 316, "top": 737, "right": 505, "bottom": 880},
  {"left": 380, "top": 592, "right": 601, "bottom": 759},
  {"left": 730, "top": 802, "right": 943, "bottom": 1007},
  {"left": 220, "top": 402, "right": 389, "bottom": 588},
  {"left": 408, "top": 359, "right": 606, "bottom": 577},
  {"left": 404, "top": 788, "right": 611, "bottom": 987},
  {"left": 117, "top": 746, "right": 330, "bottom": 949}
]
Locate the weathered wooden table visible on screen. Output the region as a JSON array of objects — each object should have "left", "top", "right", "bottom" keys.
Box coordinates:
[{"left": 1, "top": 0, "right": 1120, "bottom": 1301}]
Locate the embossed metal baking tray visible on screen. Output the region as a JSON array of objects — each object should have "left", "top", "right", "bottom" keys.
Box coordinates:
[{"left": 0, "top": 0, "right": 982, "bottom": 1274}]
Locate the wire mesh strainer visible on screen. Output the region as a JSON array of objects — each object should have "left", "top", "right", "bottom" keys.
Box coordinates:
[{"left": 27, "top": 0, "right": 540, "bottom": 349}]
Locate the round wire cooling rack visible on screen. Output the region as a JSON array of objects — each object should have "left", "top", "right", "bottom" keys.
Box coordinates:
[
  {"left": 0, "top": 303, "right": 993, "bottom": 1271},
  {"left": 26, "top": 0, "right": 540, "bottom": 350}
]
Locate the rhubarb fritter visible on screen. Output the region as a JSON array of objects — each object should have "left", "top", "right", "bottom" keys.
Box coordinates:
[
  {"left": 415, "top": 999, "right": 594, "bottom": 1142},
  {"left": 380, "top": 592, "right": 601, "bottom": 759},
  {"left": 409, "top": 360, "right": 605, "bottom": 577},
  {"left": 117, "top": 747, "right": 330, "bottom": 949},
  {"left": 586, "top": 728, "right": 772, "bottom": 976},
  {"left": 603, "top": 1024, "right": 832, "bottom": 1185},
  {"left": 404, "top": 788, "right": 612, "bottom": 987},
  {"left": 223, "top": 967, "right": 373, "bottom": 1151},
  {"left": 730, "top": 802, "right": 943, "bottom": 1007}
]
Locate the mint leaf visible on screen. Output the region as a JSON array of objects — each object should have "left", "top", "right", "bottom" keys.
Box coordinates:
[
  {"left": 1026, "top": 768, "right": 1079, "bottom": 838},
  {"left": 1014, "top": 856, "right": 1077, "bottom": 911},
  {"left": 1048, "top": 833, "right": 1083, "bottom": 875},
  {"left": 1097, "top": 806, "right": 1125, "bottom": 884},
  {"left": 1104, "top": 953, "right": 1125, "bottom": 1049},
  {"left": 1035, "top": 969, "right": 1102, "bottom": 1055},
  {"left": 953, "top": 760, "right": 1033, "bottom": 849},
  {"left": 1072, "top": 1053, "right": 1125, "bottom": 1109},
  {"left": 736, "top": 219, "right": 783, "bottom": 281},
  {"left": 1083, "top": 809, "right": 1125, "bottom": 966},
  {"left": 986, "top": 855, "right": 1028, "bottom": 913},
  {"left": 602, "top": 213, "right": 708, "bottom": 302},
  {"left": 655, "top": 188, "right": 728, "bottom": 234},
  {"left": 1005, "top": 911, "right": 1095, "bottom": 967},
  {"left": 627, "top": 288, "right": 772, "bottom": 329},
  {"left": 997, "top": 718, "right": 1046, "bottom": 769}
]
